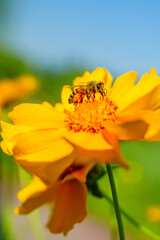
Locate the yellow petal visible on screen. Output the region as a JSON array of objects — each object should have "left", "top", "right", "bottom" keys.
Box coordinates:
[
  {"left": 102, "top": 129, "right": 120, "bottom": 153},
  {"left": 115, "top": 109, "right": 160, "bottom": 140},
  {"left": 16, "top": 153, "right": 76, "bottom": 184},
  {"left": 42, "top": 101, "right": 55, "bottom": 109},
  {"left": 139, "top": 109, "right": 160, "bottom": 140},
  {"left": 116, "top": 68, "right": 160, "bottom": 112},
  {"left": 76, "top": 147, "right": 128, "bottom": 167},
  {"left": 65, "top": 131, "right": 112, "bottom": 150},
  {"left": 48, "top": 179, "right": 87, "bottom": 235},
  {"left": 64, "top": 131, "right": 128, "bottom": 167},
  {"left": 15, "top": 177, "right": 54, "bottom": 214},
  {"left": 104, "top": 120, "right": 148, "bottom": 140},
  {"left": 108, "top": 71, "right": 138, "bottom": 105},
  {"left": 55, "top": 103, "right": 65, "bottom": 112},
  {"left": 144, "top": 125, "right": 160, "bottom": 140},
  {"left": 1, "top": 121, "right": 36, "bottom": 139},
  {"left": 120, "top": 85, "right": 160, "bottom": 115},
  {"left": 8, "top": 103, "right": 65, "bottom": 129},
  {"left": 14, "top": 137, "right": 74, "bottom": 162},
  {"left": 13, "top": 129, "right": 66, "bottom": 156},
  {"left": 12, "top": 128, "right": 75, "bottom": 183},
  {"left": 0, "top": 140, "right": 15, "bottom": 155},
  {"left": 0, "top": 121, "right": 36, "bottom": 155}
]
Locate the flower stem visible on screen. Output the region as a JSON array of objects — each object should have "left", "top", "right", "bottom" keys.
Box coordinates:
[{"left": 106, "top": 164, "right": 125, "bottom": 240}]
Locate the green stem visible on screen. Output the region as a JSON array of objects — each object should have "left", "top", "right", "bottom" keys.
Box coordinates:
[{"left": 107, "top": 164, "right": 125, "bottom": 240}]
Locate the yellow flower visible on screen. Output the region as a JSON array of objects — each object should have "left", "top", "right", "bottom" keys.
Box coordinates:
[
  {"left": 1, "top": 67, "right": 160, "bottom": 234},
  {"left": 62, "top": 67, "right": 160, "bottom": 141},
  {"left": 0, "top": 87, "right": 126, "bottom": 184},
  {"left": 0, "top": 74, "right": 38, "bottom": 109},
  {"left": 15, "top": 164, "right": 88, "bottom": 235},
  {"left": 1, "top": 67, "right": 160, "bottom": 183}
]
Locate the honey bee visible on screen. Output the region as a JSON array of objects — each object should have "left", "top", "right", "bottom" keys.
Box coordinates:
[{"left": 68, "top": 81, "right": 106, "bottom": 104}]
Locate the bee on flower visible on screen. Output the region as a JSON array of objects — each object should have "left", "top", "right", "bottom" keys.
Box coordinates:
[{"left": 68, "top": 81, "right": 106, "bottom": 104}]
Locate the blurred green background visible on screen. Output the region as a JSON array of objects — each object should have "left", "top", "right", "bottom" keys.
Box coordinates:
[{"left": 0, "top": 0, "right": 160, "bottom": 240}]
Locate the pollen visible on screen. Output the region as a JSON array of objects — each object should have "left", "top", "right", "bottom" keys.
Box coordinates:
[{"left": 64, "top": 97, "right": 118, "bottom": 134}]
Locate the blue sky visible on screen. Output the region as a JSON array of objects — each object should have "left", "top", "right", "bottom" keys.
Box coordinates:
[{"left": 2, "top": 0, "right": 160, "bottom": 76}]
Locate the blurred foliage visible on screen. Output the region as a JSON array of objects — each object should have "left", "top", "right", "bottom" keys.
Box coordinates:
[
  {"left": 0, "top": 49, "right": 160, "bottom": 240},
  {"left": 0, "top": 51, "right": 31, "bottom": 78}
]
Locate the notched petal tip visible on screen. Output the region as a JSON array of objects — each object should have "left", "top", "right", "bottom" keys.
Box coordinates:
[{"left": 149, "top": 67, "right": 157, "bottom": 76}]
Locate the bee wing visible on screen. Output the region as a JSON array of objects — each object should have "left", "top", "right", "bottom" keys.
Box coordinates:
[{"left": 64, "top": 83, "right": 88, "bottom": 89}]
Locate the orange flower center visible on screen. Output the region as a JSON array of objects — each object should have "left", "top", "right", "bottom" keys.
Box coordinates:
[{"left": 64, "top": 97, "right": 118, "bottom": 134}]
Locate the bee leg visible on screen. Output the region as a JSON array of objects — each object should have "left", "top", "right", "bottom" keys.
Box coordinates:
[
  {"left": 78, "top": 93, "right": 85, "bottom": 104},
  {"left": 84, "top": 89, "right": 89, "bottom": 100},
  {"left": 87, "top": 94, "right": 90, "bottom": 100},
  {"left": 101, "top": 92, "right": 104, "bottom": 99},
  {"left": 103, "top": 90, "right": 107, "bottom": 98},
  {"left": 93, "top": 91, "right": 95, "bottom": 99},
  {"left": 100, "top": 91, "right": 105, "bottom": 99}
]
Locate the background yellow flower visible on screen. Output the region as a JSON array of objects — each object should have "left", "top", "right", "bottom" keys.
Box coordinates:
[{"left": 0, "top": 75, "right": 38, "bottom": 109}]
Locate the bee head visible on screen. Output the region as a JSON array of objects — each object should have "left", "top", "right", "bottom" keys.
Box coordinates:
[{"left": 97, "top": 82, "right": 104, "bottom": 90}]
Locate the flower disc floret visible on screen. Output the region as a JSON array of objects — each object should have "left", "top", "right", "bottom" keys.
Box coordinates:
[{"left": 64, "top": 97, "right": 118, "bottom": 134}]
